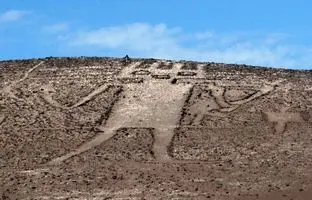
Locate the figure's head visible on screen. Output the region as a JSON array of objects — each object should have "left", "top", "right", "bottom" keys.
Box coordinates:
[{"left": 120, "top": 60, "right": 206, "bottom": 84}]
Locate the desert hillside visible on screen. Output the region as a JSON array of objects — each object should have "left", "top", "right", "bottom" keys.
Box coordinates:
[{"left": 1, "top": 57, "right": 312, "bottom": 200}]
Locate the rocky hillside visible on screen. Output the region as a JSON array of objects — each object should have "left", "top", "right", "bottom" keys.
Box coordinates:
[{"left": 1, "top": 57, "right": 312, "bottom": 199}]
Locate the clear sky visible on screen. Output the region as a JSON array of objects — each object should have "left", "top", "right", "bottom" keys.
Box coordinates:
[{"left": 0, "top": 0, "right": 312, "bottom": 69}]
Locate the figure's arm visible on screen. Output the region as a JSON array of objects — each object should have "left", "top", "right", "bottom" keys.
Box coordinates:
[
  {"left": 229, "top": 84, "right": 276, "bottom": 105},
  {"left": 40, "top": 84, "right": 116, "bottom": 110}
]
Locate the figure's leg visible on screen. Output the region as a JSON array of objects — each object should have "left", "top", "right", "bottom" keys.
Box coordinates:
[
  {"left": 48, "top": 127, "right": 118, "bottom": 165},
  {"left": 152, "top": 127, "right": 176, "bottom": 162}
]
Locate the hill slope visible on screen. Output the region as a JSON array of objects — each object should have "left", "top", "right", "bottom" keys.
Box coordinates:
[{"left": 1, "top": 57, "right": 312, "bottom": 199}]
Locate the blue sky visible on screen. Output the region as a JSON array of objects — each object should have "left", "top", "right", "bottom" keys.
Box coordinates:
[{"left": 0, "top": 0, "right": 312, "bottom": 69}]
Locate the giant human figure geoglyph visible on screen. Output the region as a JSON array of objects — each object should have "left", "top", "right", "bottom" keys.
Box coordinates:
[
  {"left": 0, "top": 59, "right": 286, "bottom": 164},
  {"left": 46, "top": 60, "right": 282, "bottom": 164},
  {"left": 48, "top": 61, "right": 194, "bottom": 164}
]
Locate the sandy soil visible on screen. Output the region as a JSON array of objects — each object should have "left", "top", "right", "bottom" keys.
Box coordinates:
[{"left": 0, "top": 57, "right": 312, "bottom": 199}]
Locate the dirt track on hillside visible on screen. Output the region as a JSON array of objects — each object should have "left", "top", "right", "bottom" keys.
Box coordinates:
[{"left": 1, "top": 57, "right": 312, "bottom": 199}]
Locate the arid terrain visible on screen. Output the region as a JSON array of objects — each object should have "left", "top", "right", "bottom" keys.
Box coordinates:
[{"left": 0, "top": 57, "right": 312, "bottom": 199}]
